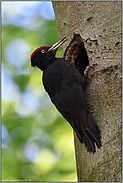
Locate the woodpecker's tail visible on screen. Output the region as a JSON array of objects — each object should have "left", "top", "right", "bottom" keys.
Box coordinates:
[
  {"left": 74, "top": 109, "right": 102, "bottom": 153},
  {"left": 83, "top": 109, "right": 102, "bottom": 153}
]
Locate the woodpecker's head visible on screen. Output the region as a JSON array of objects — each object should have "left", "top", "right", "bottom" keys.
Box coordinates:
[{"left": 30, "top": 37, "right": 67, "bottom": 71}]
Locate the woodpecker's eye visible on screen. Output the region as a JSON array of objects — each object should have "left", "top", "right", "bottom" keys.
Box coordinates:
[{"left": 41, "top": 49, "right": 45, "bottom": 53}]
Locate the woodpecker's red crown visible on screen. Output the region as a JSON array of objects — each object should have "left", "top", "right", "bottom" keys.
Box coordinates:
[{"left": 30, "top": 46, "right": 50, "bottom": 61}]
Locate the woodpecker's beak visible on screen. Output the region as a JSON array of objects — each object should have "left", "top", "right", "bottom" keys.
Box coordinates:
[{"left": 47, "top": 37, "right": 67, "bottom": 53}]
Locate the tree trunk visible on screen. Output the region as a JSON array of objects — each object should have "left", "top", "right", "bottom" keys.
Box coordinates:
[{"left": 52, "top": 1, "right": 122, "bottom": 182}]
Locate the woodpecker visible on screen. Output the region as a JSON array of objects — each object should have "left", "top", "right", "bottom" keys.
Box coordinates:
[{"left": 30, "top": 37, "right": 102, "bottom": 153}]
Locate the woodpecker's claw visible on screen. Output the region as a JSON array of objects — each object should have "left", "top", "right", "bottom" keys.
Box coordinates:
[{"left": 84, "top": 66, "right": 94, "bottom": 76}]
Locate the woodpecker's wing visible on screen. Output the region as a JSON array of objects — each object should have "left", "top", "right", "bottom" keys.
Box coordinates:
[{"left": 43, "top": 59, "right": 88, "bottom": 130}]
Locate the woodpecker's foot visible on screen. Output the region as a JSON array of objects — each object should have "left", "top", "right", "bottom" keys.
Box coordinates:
[{"left": 84, "top": 66, "right": 94, "bottom": 77}]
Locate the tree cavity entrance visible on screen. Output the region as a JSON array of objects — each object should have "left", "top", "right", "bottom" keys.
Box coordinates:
[{"left": 63, "top": 33, "right": 89, "bottom": 75}]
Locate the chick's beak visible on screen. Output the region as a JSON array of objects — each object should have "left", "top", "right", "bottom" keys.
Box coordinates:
[{"left": 47, "top": 37, "right": 67, "bottom": 53}]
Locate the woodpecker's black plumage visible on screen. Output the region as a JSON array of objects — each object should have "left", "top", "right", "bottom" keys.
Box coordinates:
[{"left": 30, "top": 37, "right": 102, "bottom": 153}]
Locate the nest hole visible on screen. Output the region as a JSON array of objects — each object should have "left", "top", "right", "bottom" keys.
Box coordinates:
[{"left": 63, "top": 33, "right": 89, "bottom": 75}]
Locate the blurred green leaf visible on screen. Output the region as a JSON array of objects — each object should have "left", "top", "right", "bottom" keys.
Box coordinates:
[{"left": 13, "top": 74, "right": 30, "bottom": 92}]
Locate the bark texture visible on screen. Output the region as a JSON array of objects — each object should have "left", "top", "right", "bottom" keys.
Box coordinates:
[{"left": 52, "top": 1, "right": 122, "bottom": 182}]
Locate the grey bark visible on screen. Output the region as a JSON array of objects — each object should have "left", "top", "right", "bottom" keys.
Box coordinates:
[{"left": 52, "top": 1, "right": 122, "bottom": 182}]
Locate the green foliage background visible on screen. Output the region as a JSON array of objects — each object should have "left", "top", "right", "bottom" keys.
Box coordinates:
[{"left": 1, "top": 2, "right": 77, "bottom": 182}]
